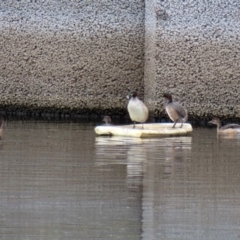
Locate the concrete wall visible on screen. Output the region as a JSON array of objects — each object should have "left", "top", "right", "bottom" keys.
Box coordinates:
[
  {"left": 0, "top": 0, "right": 145, "bottom": 115},
  {"left": 145, "top": 0, "right": 240, "bottom": 120},
  {"left": 1, "top": 0, "right": 240, "bottom": 120}
]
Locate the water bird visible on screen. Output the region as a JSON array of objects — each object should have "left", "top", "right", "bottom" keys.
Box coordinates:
[
  {"left": 127, "top": 90, "right": 149, "bottom": 129},
  {"left": 208, "top": 118, "right": 240, "bottom": 133},
  {"left": 102, "top": 116, "right": 112, "bottom": 125},
  {"left": 163, "top": 93, "right": 188, "bottom": 128}
]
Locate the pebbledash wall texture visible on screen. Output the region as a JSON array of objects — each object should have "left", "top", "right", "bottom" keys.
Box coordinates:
[
  {"left": 145, "top": 0, "right": 240, "bottom": 120},
  {"left": 0, "top": 0, "right": 145, "bottom": 116},
  {"left": 0, "top": 0, "right": 240, "bottom": 120}
]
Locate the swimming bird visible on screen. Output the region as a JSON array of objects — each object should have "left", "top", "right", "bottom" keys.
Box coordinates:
[
  {"left": 163, "top": 93, "right": 188, "bottom": 128},
  {"left": 127, "top": 90, "right": 149, "bottom": 129},
  {"left": 102, "top": 116, "right": 112, "bottom": 125},
  {"left": 208, "top": 118, "right": 240, "bottom": 133}
]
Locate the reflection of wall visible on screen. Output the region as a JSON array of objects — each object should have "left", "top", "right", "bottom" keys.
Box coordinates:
[
  {"left": 142, "top": 131, "right": 240, "bottom": 239},
  {"left": 142, "top": 137, "right": 192, "bottom": 240},
  {"left": 95, "top": 136, "right": 144, "bottom": 238},
  {"left": 2, "top": 122, "right": 144, "bottom": 239}
]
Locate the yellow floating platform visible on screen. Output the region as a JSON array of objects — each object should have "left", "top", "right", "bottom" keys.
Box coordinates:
[{"left": 94, "top": 123, "right": 193, "bottom": 138}]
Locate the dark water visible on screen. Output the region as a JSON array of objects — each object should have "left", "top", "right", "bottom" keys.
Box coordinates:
[{"left": 1, "top": 120, "right": 240, "bottom": 240}]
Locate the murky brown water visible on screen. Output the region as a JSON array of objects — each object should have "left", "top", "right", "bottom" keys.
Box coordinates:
[{"left": 1, "top": 120, "right": 240, "bottom": 239}]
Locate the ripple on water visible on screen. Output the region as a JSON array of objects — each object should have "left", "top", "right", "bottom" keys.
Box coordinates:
[{"left": 1, "top": 122, "right": 240, "bottom": 239}]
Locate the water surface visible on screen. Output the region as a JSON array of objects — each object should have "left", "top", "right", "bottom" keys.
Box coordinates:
[{"left": 1, "top": 120, "right": 240, "bottom": 239}]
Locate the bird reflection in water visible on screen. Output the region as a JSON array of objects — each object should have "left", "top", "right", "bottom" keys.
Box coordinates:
[
  {"left": 160, "top": 137, "right": 192, "bottom": 181},
  {"left": 95, "top": 136, "right": 192, "bottom": 190},
  {"left": 95, "top": 137, "right": 146, "bottom": 191}
]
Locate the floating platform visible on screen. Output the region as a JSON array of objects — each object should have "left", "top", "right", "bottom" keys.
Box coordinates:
[{"left": 94, "top": 123, "right": 193, "bottom": 138}]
